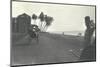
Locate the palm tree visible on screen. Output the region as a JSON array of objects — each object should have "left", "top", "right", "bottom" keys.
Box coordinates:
[
  {"left": 32, "top": 14, "right": 37, "bottom": 24},
  {"left": 38, "top": 12, "right": 45, "bottom": 31},
  {"left": 44, "top": 15, "right": 54, "bottom": 31},
  {"left": 84, "top": 16, "right": 95, "bottom": 48},
  {"left": 41, "top": 15, "right": 47, "bottom": 31}
]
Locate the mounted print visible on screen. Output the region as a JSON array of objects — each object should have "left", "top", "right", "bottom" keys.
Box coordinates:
[{"left": 11, "top": 0, "right": 96, "bottom": 67}]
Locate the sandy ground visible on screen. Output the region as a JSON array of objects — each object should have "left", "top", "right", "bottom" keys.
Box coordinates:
[{"left": 11, "top": 32, "right": 86, "bottom": 66}]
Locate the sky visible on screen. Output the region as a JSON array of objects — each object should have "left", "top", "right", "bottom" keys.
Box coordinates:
[{"left": 12, "top": 1, "right": 95, "bottom": 32}]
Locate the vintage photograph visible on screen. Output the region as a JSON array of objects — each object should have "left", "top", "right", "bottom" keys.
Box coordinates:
[{"left": 11, "top": 0, "right": 96, "bottom": 66}]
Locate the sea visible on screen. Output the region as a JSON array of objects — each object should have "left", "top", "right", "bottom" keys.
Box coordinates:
[{"left": 49, "top": 31, "right": 95, "bottom": 37}]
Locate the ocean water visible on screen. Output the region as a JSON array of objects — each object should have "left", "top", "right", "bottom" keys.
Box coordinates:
[{"left": 49, "top": 31, "right": 95, "bottom": 37}]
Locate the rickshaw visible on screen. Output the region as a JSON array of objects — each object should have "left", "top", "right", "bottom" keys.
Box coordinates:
[{"left": 28, "top": 24, "right": 40, "bottom": 43}]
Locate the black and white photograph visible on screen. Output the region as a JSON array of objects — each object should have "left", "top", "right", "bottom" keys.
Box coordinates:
[{"left": 11, "top": 0, "right": 96, "bottom": 66}]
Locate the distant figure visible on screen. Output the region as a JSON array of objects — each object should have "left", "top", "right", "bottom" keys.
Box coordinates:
[{"left": 84, "top": 16, "right": 95, "bottom": 47}]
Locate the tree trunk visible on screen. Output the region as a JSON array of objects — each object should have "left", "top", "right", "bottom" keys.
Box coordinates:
[
  {"left": 42, "top": 22, "right": 46, "bottom": 32},
  {"left": 34, "top": 19, "right": 37, "bottom": 25},
  {"left": 40, "top": 21, "right": 43, "bottom": 32},
  {"left": 44, "top": 26, "right": 48, "bottom": 32}
]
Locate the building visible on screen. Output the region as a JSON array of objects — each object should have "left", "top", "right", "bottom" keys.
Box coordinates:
[{"left": 16, "top": 13, "right": 31, "bottom": 33}]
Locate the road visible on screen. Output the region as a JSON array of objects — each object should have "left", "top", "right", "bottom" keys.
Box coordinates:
[{"left": 11, "top": 33, "right": 84, "bottom": 66}]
